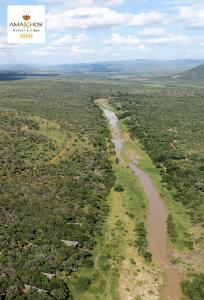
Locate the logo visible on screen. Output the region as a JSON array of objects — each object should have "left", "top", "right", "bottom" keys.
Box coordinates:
[
  {"left": 22, "top": 15, "right": 31, "bottom": 21},
  {"left": 7, "top": 6, "right": 45, "bottom": 44}
]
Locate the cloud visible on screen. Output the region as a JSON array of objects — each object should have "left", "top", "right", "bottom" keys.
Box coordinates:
[
  {"left": 69, "top": 45, "right": 95, "bottom": 56},
  {"left": 146, "top": 34, "right": 190, "bottom": 45},
  {"left": 29, "top": 44, "right": 95, "bottom": 58},
  {"left": 102, "top": 32, "right": 190, "bottom": 49},
  {"left": 0, "top": 36, "right": 28, "bottom": 60},
  {"left": 41, "top": 0, "right": 124, "bottom": 8},
  {"left": 47, "top": 7, "right": 126, "bottom": 30},
  {"left": 29, "top": 49, "right": 51, "bottom": 57},
  {"left": 178, "top": 5, "right": 204, "bottom": 29},
  {"left": 130, "top": 11, "right": 168, "bottom": 26},
  {"left": 28, "top": 33, "right": 90, "bottom": 58},
  {"left": 0, "top": 27, "right": 6, "bottom": 33},
  {"left": 3, "top": 1, "right": 204, "bottom": 63},
  {"left": 0, "top": 37, "right": 6, "bottom": 48},
  {"left": 103, "top": 33, "right": 140, "bottom": 46},
  {"left": 139, "top": 27, "right": 167, "bottom": 37},
  {"left": 0, "top": 37, "right": 24, "bottom": 49},
  {"left": 138, "top": 28, "right": 190, "bottom": 46},
  {"left": 47, "top": 7, "right": 169, "bottom": 31},
  {"left": 103, "top": 0, "right": 124, "bottom": 6},
  {"left": 163, "top": 0, "right": 204, "bottom": 5},
  {"left": 51, "top": 33, "right": 88, "bottom": 46}
]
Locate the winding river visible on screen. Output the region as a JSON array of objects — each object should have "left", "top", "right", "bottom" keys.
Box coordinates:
[{"left": 103, "top": 107, "right": 181, "bottom": 300}]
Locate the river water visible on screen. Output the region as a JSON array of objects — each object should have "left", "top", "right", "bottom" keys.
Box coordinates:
[{"left": 103, "top": 108, "right": 181, "bottom": 300}]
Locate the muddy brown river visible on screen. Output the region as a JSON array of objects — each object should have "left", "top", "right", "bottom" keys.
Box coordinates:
[{"left": 103, "top": 108, "right": 181, "bottom": 300}]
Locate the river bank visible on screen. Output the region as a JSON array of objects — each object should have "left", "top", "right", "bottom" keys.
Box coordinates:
[
  {"left": 102, "top": 98, "right": 183, "bottom": 298},
  {"left": 71, "top": 98, "right": 181, "bottom": 299}
]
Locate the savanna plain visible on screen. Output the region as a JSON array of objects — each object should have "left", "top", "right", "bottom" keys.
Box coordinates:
[{"left": 0, "top": 77, "right": 203, "bottom": 300}]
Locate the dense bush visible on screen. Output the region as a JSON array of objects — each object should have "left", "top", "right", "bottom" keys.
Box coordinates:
[
  {"left": 134, "top": 222, "right": 152, "bottom": 262},
  {"left": 0, "top": 79, "right": 115, "bottom": 298},
  {"left": 114, "top": 184, "right": 124, "bottom": 192},
  {"left": 110, "top": 88, "right": 204, "bottom": 224},
  {"left": 182, "top": 273, "right": 204, "bottom": 300},
  {"left": 167, "top": 215, "right": 178, "bottom": 243}
]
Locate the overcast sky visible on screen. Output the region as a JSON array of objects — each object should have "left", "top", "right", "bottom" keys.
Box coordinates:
[{"left": 1, "top": 0, "right": 204, "bottom": 64}]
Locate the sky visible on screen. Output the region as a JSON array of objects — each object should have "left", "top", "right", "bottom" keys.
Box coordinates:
[{"left": 0, "top": 0, "right": 204, "bottom": 64}]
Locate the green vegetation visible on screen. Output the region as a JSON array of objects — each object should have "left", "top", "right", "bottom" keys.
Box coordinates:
[
  {"left": 110, "top": 88, "right": 204, "bottom": 224},
  {"left": 114, "top": 183, "right": 124, "bottom": 192},
  {"left": 1, "top": 77, "right": 203, "bottom": 299},
  {"left": 167, "top": 215, "right": 178, "bottom": 243},
  {"left": 0, "top": 79, "right": 115, "bottom": 299},
  {"left": 70, "top": 99, "right": 159, "bottom": 299},
  {"left": 109, "top": 85, "right": 204, "bottom": 298},
  {"left": 182, "top": 273, "right": 204, "bottom": 300},
  {"left": 178, "top": 63, "right": 204, "bottom": 81},
  {"left": 70, "top": 159, "right": 149, "bottom": 299},
  {"left": 134, "top": 222, "right": 152, "bottom": 262}
]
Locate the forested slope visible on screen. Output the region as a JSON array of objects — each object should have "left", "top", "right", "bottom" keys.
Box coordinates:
[
  {"left": 0, "top": 79, "right": 115, "bottom": 299},
  {"left": 177, "top": 63, "right": 204, "bottom": 81}
]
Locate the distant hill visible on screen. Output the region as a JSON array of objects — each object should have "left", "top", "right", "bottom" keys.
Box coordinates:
[
  {"left": 1, "top": 60, "right": 204, "bottom": 81},
  {"left": 45, "top": 59, "right": 204, "bottom": 75},
  {"left": 1, "top": 59, "right": 204, "bottom": 77},
  {"left": 174, "top": 63, "right": 204, "bottom": 81}
]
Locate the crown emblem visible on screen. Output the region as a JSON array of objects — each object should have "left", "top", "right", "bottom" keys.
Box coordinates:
[{"left": 22, "top": 15, "right": 31, "bottom": 21}]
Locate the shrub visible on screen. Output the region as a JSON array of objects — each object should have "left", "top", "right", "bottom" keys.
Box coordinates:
[
  {"left": 181, "top": 273, "right": 204, "bottom": 300},
  {"left": 75, "top": 276, "right": 92, "bottom": 292},
  {"left": 167, "top": 215, "right": 178, "bottom": 242},
  {"left": 114, "top": 184, "right": 124, "bottom": 192},
  {"left": 135, "top": 223, "right": 152, "bottom": 262}
]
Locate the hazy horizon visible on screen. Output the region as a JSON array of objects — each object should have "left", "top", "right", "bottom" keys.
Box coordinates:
[{"left": 0, "top": 58, "right": 204, "bottom": 67}]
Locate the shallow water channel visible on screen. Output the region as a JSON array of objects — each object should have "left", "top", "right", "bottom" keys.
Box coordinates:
[{"left": 103, "top": 108, "right": 181, "bottom": 300}]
